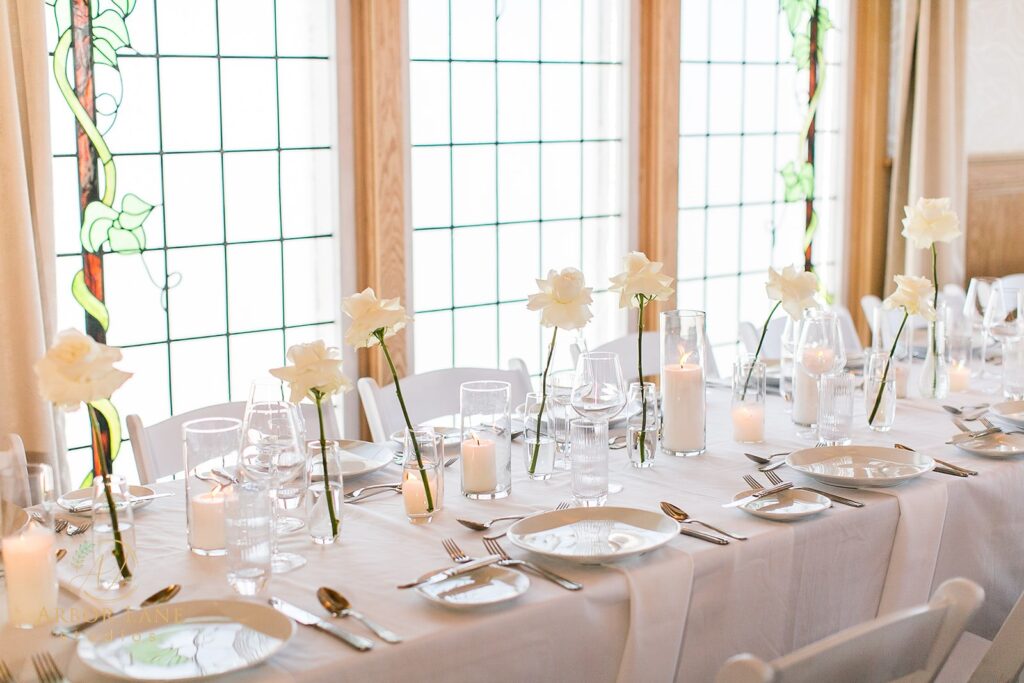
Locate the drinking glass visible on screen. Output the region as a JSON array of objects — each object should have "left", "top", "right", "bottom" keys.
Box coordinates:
[
  {"left": 224, "top": 481, "right": 272, "bottom": 596},
  {"left": 91, "top": 474, "right": 137, "bottom": 593},
  {"left": 660, "top": 310, "right": 707, "bottom": 456},
  {"left": 865, "top": 350, "right": 897, "bottom": 431},
  {"left": 402, "top": 427, "right": 443, "bottom": 523},
  {"left": 797, "top": 309, "right": 846, "bottom": 441},
  {"left": 985, "top": 287, "right": 1024, "bottom": 396},
  {"left": 2, "top": 463, "right": 58, "bottom": 628},
  {"left": 570, "top": 352, "right": 627, "bottom": 422},
  {"left": 545, "top": 370, "right": 576, "bottom": 468},
  {"left": 183, "top": 418, "right": 241, "bottom": 557},
  {"left": 248, "top": 381, "right": 306, "bottom": 534},
  {"left": 522, "top": 392, "right": 556, "bottom": 480},
  {"left": 239, "top": 399, "right": 307, "bottom": 573},
  {"left": 732, "top": 355, "right": 766, "bottom": 443},
  {"left": 460, "top": 381, "right": 512, "bottom": 499},
  {"left": 818, "top": 371, "right": 854, "bottom": 445},
  {"left": 1004, "top": 337, "right": 1024, "bottom": 400},
  {"left": 570, "top": 420, "right": 609, "bottom": 507},
  {"left": 306, "top": 441, "right": 343, "bottom": 544},
  {"left": 964, "top": 276, "right": 1001, "bottom": 379},
  {"left": 626, "top": 382, "right": 658, "bottom": 467}
]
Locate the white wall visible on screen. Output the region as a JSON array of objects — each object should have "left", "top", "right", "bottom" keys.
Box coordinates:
[{"left": 966, "top": 0, "right": 1024, "bottom": 154}]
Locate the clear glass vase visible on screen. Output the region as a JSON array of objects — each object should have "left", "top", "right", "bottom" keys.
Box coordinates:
[
  {"left": 918, "top": 310, "right": 950, "bottom": 399},
  {"left": 626, "top": 382, "right": 658, "bottom": 468},
  {"left": 523, "top": 392, "right": 556, "bottom": 479},
  {"left": 865, "top": 350, "right": 896, "bottom": 432},
  {"left": 306, "top": 441, "right": 343, "bottom": 544},
  {"left": 660, "top": 310, "right": 707, "bottom": 456},
  {"left": 91, "top": 474, "right": 137, "bottom": 593},
  {"left": 402, "top": 428, "right": 443, "bottom": 524},
  {"left": 731, "top": 354, "right": 766, "bottom": 443}
]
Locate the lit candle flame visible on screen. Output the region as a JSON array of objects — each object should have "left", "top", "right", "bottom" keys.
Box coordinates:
[{"left": 678, "top": 345, "right": 693, "bottom": 367}]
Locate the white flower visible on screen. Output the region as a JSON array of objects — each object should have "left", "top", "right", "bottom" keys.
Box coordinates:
[
  {"left": 765, "top": 265, "right": 819, "bottom": 320},
  {"left": 901, "top": 197, "right": 961, "bottom": 250},
  {"left": 270, "top": 340, "right": 351, "bottom": 403},
  {"left": 527, "top": 267, "right": 594, "bottom": 330},
  {"left": 343, "top": 288, "right": 411, "bottom": 348},
  {"left": 608, "top": 252, "right": 675, "bottom": 308},
  {"left": 34, "top": 329, "right": 132, "bottom": 411},
  {"left": 883, "top": 274, "right": 936, "bottom": 321}
]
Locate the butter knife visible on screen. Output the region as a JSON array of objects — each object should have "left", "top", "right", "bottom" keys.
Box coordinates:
[
  {"left": 397, "top": 555, "right": 502, "bottom": 590},
  {"left": 933, "top": 465, "right": 968, "bottom": 477},
  {"left": 269, "top": 597, "right": 374, "bottom": 651},
  {"left": 67, "top": 492, "right": 173, "bottom": 513},
  {"left": 679, "top": 526, "right": 729, "bottom": 545},
  {"left": 722, "top": 482, "right": 793, "bottom": 508}
]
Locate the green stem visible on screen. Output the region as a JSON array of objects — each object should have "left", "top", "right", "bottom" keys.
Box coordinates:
[
  {"left": 930, "top": 244, "right": 939, "bottom": 393},
  {"left": 314, "top": 392, "right": 339, "bottom": 537},
  {"left": 636, "top": 296, "right": 647, "bottom": 464},
  {"left": 87, "top": 404, "right": 131, "bottom": 581},
  {"left": 377, "top": 331, "right": 434, "bottom": 512},
  {"left": 530, "top": 327, "right": 558, "bottom": 474},
  {"left": 53, "top": 30, "right": 116, "bottom": 207},
  {"left": 742, "top": 301, "right": 782, "bottom": 400},
  {"left": 869, "top": 311, "right": 908, "bottom": 425}
]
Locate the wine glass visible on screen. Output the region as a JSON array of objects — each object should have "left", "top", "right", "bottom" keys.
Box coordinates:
[
  {"left": 571, "top": 352, "right": 626, "bottom": 493},
  {"left": 239, "top": 398, "right": 307, "bottom": 573},
  {"left": 964, "top": 277, "right": 1002, "bottom": 380},
  {"left": 796, "top": 310, "right": 846, "bottom": 441},
  {"left": 984, "top": 287, "right": 1024, "bottom": 395},
  {"left": 247, "top": 381, "right": 306, "bottom": 534}
]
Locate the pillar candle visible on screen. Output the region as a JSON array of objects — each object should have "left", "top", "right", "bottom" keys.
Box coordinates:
[
  {"left": 189, "top": 490, "right": 226, "bottom": 552},
  {"left": 792, "top": 366, "right": 818, "bottom": 426},
  {"left": 461, "top": 437, "right": 497, "bottom": 493},
  {"left": 403, "top": 468, "right": 439, "bottom": 516},
  {"left": 731, "top": 404, "right": 765, "bottom": 443},
  {"left": 801, "top": 346, "right": 836, "bottom": 375},
  {"left": 949, "top": 362, "right": 970, "bottom": 392},
  {"left": 662, "top": 362, "right": 704, "bottom": 453},
  {"left": 3, "top": 527, "right": 58, "bottom": 627},
  {"left": 894, "top": 364, "right": 909, "bottom": 399}
]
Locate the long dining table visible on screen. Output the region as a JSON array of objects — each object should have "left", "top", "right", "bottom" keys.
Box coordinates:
[{"left": 1, "top": 383, "right": 1023, "bottom": 682}]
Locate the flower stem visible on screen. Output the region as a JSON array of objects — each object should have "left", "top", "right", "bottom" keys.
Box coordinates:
[
  {"left": 314, "top": 392, "right": 339, "bottom": 537},
  {"left": 530, "top": 327, "right": 558, "bottom": 474},
  {"left": 377, "top": 331, "right": 434, "bottom": 512},
  {"left": 741, "top": 301, "right": 781, "bottom": 400},
  {"left": 87, "top": 404, "right": 131, "bottom": 581},
  {"left": 869, "top": 311, "right": 908, "bottom": 425},
  {"left": 636, "top": 295, "right": 647, "bottom": 464},
  {"left": 930, "top": 244, "right": 939, "bottom": 393}
]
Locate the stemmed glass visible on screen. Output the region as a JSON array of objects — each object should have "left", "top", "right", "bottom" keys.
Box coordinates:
[
  {"left": 248, "top": 381, "right": 305, "bottom": 534},
  {"left": 571, "top": 352, "right": 626, "bottom": 493},
  {"left": 984, "top": 287, "right": 1024, "bottom": 396},
  {"left": 964, "top": 277, "right": 1002, "bottom": 381},
  {"left": 796, "top": 310, "right": 846, "bottom": 442},
  {"left": 239, "top": 398, "right": 307, "bottom": 573}
]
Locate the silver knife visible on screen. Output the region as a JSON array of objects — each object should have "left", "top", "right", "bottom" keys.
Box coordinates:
[
  {"left": 722, "top": 482, "right": 793, "bottom": 508},
  {"left": 67, "top": 492, "right": 174, "bottom": 513},
  {"left": 269, "top": 597, "right": 374, "bottom": 651},
  {"left": 678, "top": 526, "right": 729, "bottom": 545},
  {"left": 397, "top": 555, "right": 502, "bottom": 590},
  {"left": 797, "top": 487, "right": 864, "bottom": 507},
  {"left": 948, "top": 428, "right": 1000, "bottom": 444}
]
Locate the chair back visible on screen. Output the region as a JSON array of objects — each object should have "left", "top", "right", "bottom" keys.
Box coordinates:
[
  {"left": 999, "top": 274, "right": 1024, "bottom": 291},
  {"left": 0, "top": 434, "right": 30, "bottom": 508},
  {"left": 738, "top": 317, "right": 788, "bottom": 361},
  {"left": 833, "top": 305, "right": 865, "bottom": 357},
  {"left": 127, "top": 400, "right": 340, "bottom": 484},
  {"left": 715, "top": 578, "right": 984, "bottom": 683},
  {"left": 969, "top": 588, "right": 1024, "bottom": 683},
  {"left": 357, "top": 366, "right": 533, "bottom": 444},
  {"left": 570, "top": 330, "right": 721, "bottom": 381}
]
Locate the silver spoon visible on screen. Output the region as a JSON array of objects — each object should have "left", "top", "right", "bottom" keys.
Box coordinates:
[
  {"left": 743, "top": 451, "right": 789, "bottom": 465},
  {"left": 660, "top": 501, "right": 747, "bottom": 541},
  {"left": 317, "top": 587, "right": 403, "bottom": 644},
  {"left": 759, "top": 458, "right": 788, "bottom": 472},
  {"left": 457, "top": 513, "right": 527, "bottom": 531}
]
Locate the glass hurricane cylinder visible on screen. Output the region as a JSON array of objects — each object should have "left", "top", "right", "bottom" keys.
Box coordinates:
[
  {"left": 460, "top": 381, "right": 512, "bottom": 499},
  {"left": 626, "top": 382, "right": 658, "bottom": 468},
  {"left": 732, "top": 355, "right": 766, "bottom": 443},
  {"left": 523, "top": 392, "right": 556, "bottom": 480},
  {"left": 183, "top": 418, "right": 241, "bottom": 557},
  {"left": 570, "top": 419, "right": 609, "bottom": 507},
  {"left": 919, "top": 308, "right": 950, "bottom": 399},
  {"left": 2, "top": 463, "right": 57, "bottom": 628},
  {"left": 91, "top": 474, "right": 137, "bottom": 593},
  {"left": 306, "top": 441, "right": 343, "bottom": 544},
  {"left": 660, "top": 310, "right": 707, "bottom": 456},
  {"left": 865, "top": 350, "right": 897, "bottom": 432},
  {"left": 403, "top": 428, "right": 443, "bottom": 523}
]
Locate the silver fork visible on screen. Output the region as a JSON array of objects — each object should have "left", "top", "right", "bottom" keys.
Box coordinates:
[
  {"left": 743, "top": 474, "right": 763, "bottom": 490},
  {"left": 764, "top": 469, "right": 864, "bottom": 507},
  {"left": 481, "top": 538, "right": 583, "bottom": 591},
  {"left": 0, "top": 659, "right": 13, "bottom": 683},
  {"left": 32, "top": 652, "right": 67, "bottom": 683},
  {"left": 483, "top": 501, "right": 571, "bottom": 540},
  {"left": 53, "top": 519, "right": 69, "bottom": 534},
  {"left": 67, "top": 520, "right": 92, "bottom": 536}
]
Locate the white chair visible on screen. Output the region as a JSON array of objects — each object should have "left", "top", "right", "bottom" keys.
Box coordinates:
[
  {"left": 938, "top": 587, "right": 1024, "bottom": 683},
  {"left": 738, "top": 317, "right": 788, "bottom": 361},
  {"left": 715, "top": 577, "right": 984, "bottom": 683},
  {"left": 0, "top": 433, "right": 30, "bottom": 508},
  {"left": 357, "top": 366, "right": 533, "bottom": 444},
  {"left": 569, "top": 331, "right": 721, "bottom": 381},
  {"left": 999, "top": 274, "right": 1024, "bottom": 291},
  {"left": 833, "top": 305, "right": 865, "bottom": 357},
  {"left": 127, "top": 401, "right": 340, "bottom": 484}
]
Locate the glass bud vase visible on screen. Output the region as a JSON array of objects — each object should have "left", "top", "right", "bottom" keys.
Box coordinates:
[
  {"left": 626, "top": 382, "right": 658, "bottom": 468},
  {"left": 306, "top": 440, "right": 343, "bottom": 544},
  {"left": 91, "top": 474, "right": 137, "bottom": 593},
  {"left": 402, "top": 428, "right": 443, "bottom": 524},
  {"left": 865, "top": 350, "right": 896, "bottom": 432},
  {"left": 523, "top": 392, "right": 556, "bottom": 479},
  {"left": 918, "top": 309, "right": 950, "bottom": 399}
]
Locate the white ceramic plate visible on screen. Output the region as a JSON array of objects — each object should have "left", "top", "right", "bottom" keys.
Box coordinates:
[
  {"left": 334, "top": 439, "right": 397, "bottom": 478},
  {"left": 732, "top": 488, "right": 831, "bottom": 521},
  {"left": 389, "top": 424, "right": 462, "bottom": 446},
  {"left": 77, "top": 599, "right": 294, "bottom": 681},
  {"left": 990, "top": 401, "right": 1024, "bottom": 428},
  {"left": 507, "top": 506, "right": 679, "bottom": 565},
  {"left": 58, "top": 485, "right": 155, "bottom": 513},
  {"left": 786, "top": 445, "right": 934, "bottom": 488},
  {"left": 0, "top": 501, "right": 29, "bottom": 538},
  {"left": 416, "top": 565, "right": 530, "bottom": 609},
  {"left": 953, "top": 431, "right": 1024, "bottom": 457}
]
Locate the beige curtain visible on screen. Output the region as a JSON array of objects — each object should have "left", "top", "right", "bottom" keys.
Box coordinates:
[
  {"left": 884, "top": 0, "right": 968, "bottom": 291},
  {"left": 0, "top": 0, "right": 66, "bottom": 489}
]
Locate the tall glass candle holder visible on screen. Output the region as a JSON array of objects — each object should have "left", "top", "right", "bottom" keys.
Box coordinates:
[
  {"left": 183, "top": 418, "right": 242, "bottom": 557},
  {"left": 796, "top": 309, "right": 846, "bottom": 440},
  {"left": 2, "top": 463, "right": 58, "bottom": 628},
  {"left": 460, "top": 381, "right": 512, "bottom": 499},
  {"left": 403, "top": 427, "right": 443, "bottom": 523},
  {"left": 732, "top": 354, "right": 766, "bottom": 443},
  {"left": 660, "top": 310, "right": 707, "bottom": 456}
]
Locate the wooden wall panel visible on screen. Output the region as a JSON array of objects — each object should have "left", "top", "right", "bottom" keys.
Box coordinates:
[{"left": 966, "top": 153, "right": 1024, "bottom": 279}]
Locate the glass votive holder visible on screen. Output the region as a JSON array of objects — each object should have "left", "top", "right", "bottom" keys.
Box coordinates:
[
  {"left": 570, "top": 419, "right": 609, "bottom": 507},
  {"left": 522, "top": 392, "right": 556, "bottom": 480},
  {"left": 818, "top": 371, "right": 854, "bottom": 446},
  {"left": 1004, "top": 337, "right": 1024, "bottom": 400},
  {"left": 403, "top": 427, "right": 443, "bottom": 523},
  {"left": 731, "top": 354, "right": 766, "bottom": 443},
  {"left": 183, "top": 418, "right": 241, "bottom": 557},
  {"left": 224, "top": 481, "right": 272, "bottom": 596},
  {"left": 865, "top": 350, "right": 897, "bottom": 432},
  {"left": 460, "top": 380, "right": 512, "bottom": 499},
  {"left": 626, "top": 381, "right": 659, "bottom": 468},
  {"left": 948, "top": 333, "right": 972, "bottom": 393},
  {"left": 306, "top": 440, "right": 343, "bottom": 544}
]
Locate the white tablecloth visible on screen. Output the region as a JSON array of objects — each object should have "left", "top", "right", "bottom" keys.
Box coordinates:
[{"left": 2, "top": 387, "right": 1023, "bottom": 682}]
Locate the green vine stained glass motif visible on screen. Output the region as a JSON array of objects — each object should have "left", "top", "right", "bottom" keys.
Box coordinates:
[
  {"left": 779, "top": 0, "right": 834, "bottom": 275},
  {"left": 47, "top": 0, "right": 158, "bottom": 486}
]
